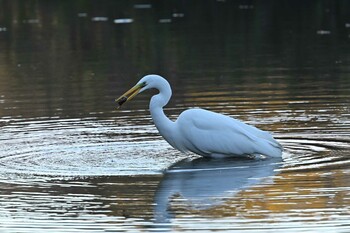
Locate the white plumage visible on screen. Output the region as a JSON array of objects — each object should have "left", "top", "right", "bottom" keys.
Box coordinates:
[{"left": 116, "top": 74, "right": 283, "bottom": 158}]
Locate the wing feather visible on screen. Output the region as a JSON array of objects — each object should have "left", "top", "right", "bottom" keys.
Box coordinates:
[{"left": 176, "top": 108, "right": 282, "bottom": 157}]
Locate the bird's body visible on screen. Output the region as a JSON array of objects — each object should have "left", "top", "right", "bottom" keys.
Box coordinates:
[
  {"left": 116, "top": 74, "right": 283, "bottom": 158},
  {"left": 174, "top": 109, "right": 281, "bottom": 157}
]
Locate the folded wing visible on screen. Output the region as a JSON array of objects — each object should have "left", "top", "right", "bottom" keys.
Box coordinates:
[{"left": 176, "top": 109, "right": 282, "bottom": 157}]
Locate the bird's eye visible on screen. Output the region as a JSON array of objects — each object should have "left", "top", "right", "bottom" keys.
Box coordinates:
[{"left": 141, "top": 82, "right": 147, "bottom": 87}]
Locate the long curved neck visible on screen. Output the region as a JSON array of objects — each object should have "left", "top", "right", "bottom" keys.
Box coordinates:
[{"left": 149, "top": 81, "right": 174, "bottom": 138}]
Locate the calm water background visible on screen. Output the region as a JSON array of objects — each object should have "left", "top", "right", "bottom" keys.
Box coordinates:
[{"left": 0, "top": 0, "right": 350, "bottom": 232}]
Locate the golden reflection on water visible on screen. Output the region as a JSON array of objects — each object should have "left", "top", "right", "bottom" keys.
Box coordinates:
[
  {"left": 104, "top": 176, "right": 161, "bottom": 219},
  {"left": 165, "top": 166, "right": 350, "bottom": 222}
]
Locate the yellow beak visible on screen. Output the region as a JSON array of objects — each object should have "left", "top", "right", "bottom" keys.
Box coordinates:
[{"left": 115, "top": 83, "right": 144, "bottom": 109}]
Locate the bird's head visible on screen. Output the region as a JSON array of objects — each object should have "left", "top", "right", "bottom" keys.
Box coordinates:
[{"left": 115, "top": 74, "right": 164, "bottom": 109}]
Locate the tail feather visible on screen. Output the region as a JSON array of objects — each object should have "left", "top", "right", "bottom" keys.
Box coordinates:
[{"left": 255, "top": 137, "right": 283, "bottom": 157}]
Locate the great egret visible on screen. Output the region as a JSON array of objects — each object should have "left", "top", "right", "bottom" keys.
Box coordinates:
[{"left": 116, "top": 74, "right": 283, "bottom": 158}]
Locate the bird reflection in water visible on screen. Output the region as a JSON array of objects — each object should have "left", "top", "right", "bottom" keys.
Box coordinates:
[{"left": 154, "top": 157, "right": 282, "bottom": 223}]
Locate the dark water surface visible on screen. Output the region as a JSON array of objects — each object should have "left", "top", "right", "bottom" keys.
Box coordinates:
[{"left": 1, "top": 1, "right": 350, "bottom": 232}]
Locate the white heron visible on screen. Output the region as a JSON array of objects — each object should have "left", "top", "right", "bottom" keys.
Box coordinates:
[{"left": 116, "top": 74, "right": 283, "bottom": 158}]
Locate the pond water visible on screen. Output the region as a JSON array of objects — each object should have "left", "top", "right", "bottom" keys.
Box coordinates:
[{"left": 0, "top": 1, "right": 350, "bottom": 232}]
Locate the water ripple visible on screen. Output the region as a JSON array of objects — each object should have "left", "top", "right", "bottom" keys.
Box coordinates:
[{"left": 0, "top": 117, "right": 185, "bottom": 178}]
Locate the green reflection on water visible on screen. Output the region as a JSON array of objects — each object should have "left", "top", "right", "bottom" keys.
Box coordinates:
[{"left": 0, "top": 0, "right": 349, "bottom": 119}]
